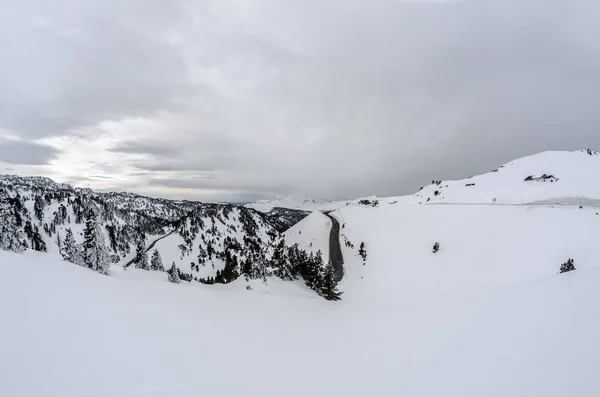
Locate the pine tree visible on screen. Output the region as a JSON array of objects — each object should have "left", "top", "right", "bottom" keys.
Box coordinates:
[
  {"left": 134, "top": 238, "right": 149, "bottom": 270},
  {"left": 82, "top": 208, "right": 110, "bottom": 274},
  {"left": 61, "top": 228, "right": 80, "bottom": 265},
  {"left": 359, "top": 242, "right": 367, "bottom": 262},
  {"left": 23, "top": 221, "right": 34, "bottom": 245},
  {"left": 150, "top": 249, "right": 165, "bottom": 271},
  {"left": 33, "top": 195, "right": 44, "bottom": 224},
  {"left": 319, "top": 260, "right": 342, "bottom": 301},
  {"left": 272, "top": 239, "right": 295, "bottom": 280},
  {"left": 242, "top": 256, "right": 253, "bottom": 279},
  {"left": 302, "top": 250, "right": 323, "bottom": 292},
  {"left": 0, "top": 200, "right": 25, "bottom": 253},
  {"left": 31, "top": 226, "right": 47, "bottom": 252},
  {"left": 559, "top": 258, "right": 576, "bottom": 274},
  {"left": 168, "top": 262, "right": 180, "bottom": 283}
]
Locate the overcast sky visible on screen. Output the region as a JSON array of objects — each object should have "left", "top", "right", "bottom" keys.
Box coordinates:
[{"left": 1, "top": 0, "right": 599, "bottom": 202}]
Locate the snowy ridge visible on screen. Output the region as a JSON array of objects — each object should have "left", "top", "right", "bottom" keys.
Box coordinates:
[
  {"left": 416, "top": 150, "right": 600, "bottom": 205},
  {"left": 0, "top": 175, "right": 308, "bottom": 283},
  {"left": 284, "top": 211, "right": 332, "bottom": 261},
  {"left": 247, "top": 194, "right": 348, "bottom": 212},
  {"left": 3, "top": 150, "right": 600, "bottom": 395}
]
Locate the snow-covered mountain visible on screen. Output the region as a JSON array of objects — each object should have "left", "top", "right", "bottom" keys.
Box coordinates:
[
  {"left": 246, "top": 194, "right": 348, "bottom": 212},
  {"left": 0, "top": 175, "right": 315, "bottom": 284},
  {"left": 3, "top": 150, "right": 600, "bottom": 396},
  {"left": 415, "top": 149, "right": 600, "bottom": 205}
]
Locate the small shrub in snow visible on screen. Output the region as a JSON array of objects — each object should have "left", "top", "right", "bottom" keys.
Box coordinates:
[
  {"left": 432, "top": 242, "right": 440, "bottom": 253},
  {"left": 559, "top": 259, "right": 575, "bottom": 274},
  {"left": 168, "top": 262, "right": 180, "bottom": 283},
  {"left": 359, "top": 242, "right": 367, "bottom": 263}
]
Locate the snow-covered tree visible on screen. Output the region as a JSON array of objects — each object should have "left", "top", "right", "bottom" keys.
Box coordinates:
[
  {"left": 560, "top": 258, "right": 576, "bottom": 274},
  {"left": 168, "top": 262, "right": 180, "bottom": 283},
  {"left": 31, "top": 225, "right": 47, "bottom": 252},
  {"left": 0, "top": 200, "right": 25, "bottom": 253},
  {"left": 82, "top": 208, "right": 110, "bottom": 274},
  {"left": 150, "top": 249, "right": 164, "bottom": 271},
  {"left": 272, "top": 239, "right": 295, "bottom": 281},
  {"left": 33, "top": 195, "right": 44, "bottom": 224},
  {"left": 134, "top": 238, "right": 149, "bottom": 270},
  {"left": 319, "top": 260, "right": 342, "bottom": 301},
  {"left": 359, "top": 242, "right": 367, "bottom": 262},
  {"left": 61, "top": 228, "right": 80, "bottom": 265},
  {"left": 55, "top": 231, "right": 62, "bottom": 252}
]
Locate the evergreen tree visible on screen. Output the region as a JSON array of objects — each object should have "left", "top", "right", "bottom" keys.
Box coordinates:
[
  {"left": 33, "top": 195, "right": 44, "bottom": 224},
  {"left": 560, "top": 258, "right": 576, "bottom": 274},
  {"left": 134, "top": 238, "right": 149, "bottom": 270},
  {"left": 31, "top": 226, "right": 47, "bottom": 252},
  {"left": 272, "top": 239, "right": 295, "bottom": 280},
  {"left": 150, "top": 249, "right": 165, "bottom": 271},
  {"left": 61, "top": 228, "right": 80, "bottom": 265},
  {"left": 319, "top": 260, "right": 342, "bottom": 301},
  {"left": 242, "top": 256, "right": 253, "bottom": 279},
  {"left": 23, "top": 221, "right": 34, "bottom": 245},
  {"left": 168, "top": 262, "right": 180, "bottom": 283},
  {"left": 307, "top": 251, "right": 324, "bottom": 292},
  {"left": 82, "top": 208, "right": 110, "bottom": 274},
  {"left": 359, "top": 242, "right": 367, "bottom": 262},
  {"left": 55, "top": 231, "right": 62, "bottom": 252},
  {"left": 0, "top": 200, "right": 25, "bottom": 253}
]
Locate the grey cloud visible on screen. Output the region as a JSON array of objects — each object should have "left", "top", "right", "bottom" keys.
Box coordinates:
[
  {"left": 3, "top": 0, "right": 600, "bottom": 201},
  {"left": 108, "top": 141, "right": 182, "bottom": 157},
  {"left": 148, "top": 176, "right": 293, "bottom": 196},
  {"left": 0, "top": 0, "right": 192, "bottom": 138},
  {"left": 0, "top": 139, "right": 60, "bottom": 165}
]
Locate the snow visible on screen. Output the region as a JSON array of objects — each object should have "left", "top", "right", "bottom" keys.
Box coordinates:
[
  {"left": 3, "top": 244, "right": 600, "bottom": 396},
  {"left": 334, "top": 199, "right": 600, "bottom": 302},
  {"left": 4, "top": 150, "right": 600, "bottom": 396},
  {"left": 283, "top": 211, "right": 331, "bottom": 261},
  {"left": 416, "top": 150, "right": 600, "bottom": 205},
  {"left": 246, "top": 194, "right": 348, "bottom": 212}
]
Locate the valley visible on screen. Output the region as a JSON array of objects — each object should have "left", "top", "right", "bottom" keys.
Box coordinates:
[{"left": 1, "top": 150, "right": 600, "bottom": 396}]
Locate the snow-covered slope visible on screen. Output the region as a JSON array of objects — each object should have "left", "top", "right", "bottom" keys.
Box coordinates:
[
  {"left": 4, "top": 150, "right": 600, "bottom": 395},
  {"left": 416, "top": 150, "right": 600, "bottom": 205},
  {"left": 247, "top": 194, "right": 348, "bottom": 212},
  {"left": 284, "top": 211, "right": 332, "bottom": 261},
  {"left": 0, "top": 175, "right": 300, "bottom": 283},
  {"left": 3, "top": 245, "right": 600, "bottom": 397},
  {"left": 333, "top": 198, "right": 600, "bottom": 301}
]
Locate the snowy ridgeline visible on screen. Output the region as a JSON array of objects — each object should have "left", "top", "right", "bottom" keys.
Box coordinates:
[
  {"left": 2, "top": 150, "right": 600, "bottom": 395},
  {"left": 0, "top": 175, "right": 345, "bottom": 300},
  {"left": 415, "top": 150, "right": 600, "bottom": 205}
]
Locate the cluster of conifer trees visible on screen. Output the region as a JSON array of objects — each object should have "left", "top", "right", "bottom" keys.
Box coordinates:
[{"left": 193, "top": 238, "right": 342, "bottom": 300}]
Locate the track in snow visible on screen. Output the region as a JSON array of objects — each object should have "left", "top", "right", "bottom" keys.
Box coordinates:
[
  {"left": 123, "top": 230, "right": 175, "bottom": 269},
  {"left": 322, "top": 211, "right": 344, "bottom": 283}
]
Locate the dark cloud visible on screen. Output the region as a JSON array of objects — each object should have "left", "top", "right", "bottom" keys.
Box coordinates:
[
  {"left": 2, "top": 0, "right": 600, "bottom": 201},
  {"left": 0, "top": 0, "right": 191, "bottom": 138},
  {"left": 0, "top": 139, "right": 60, "bottom": 165}
]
